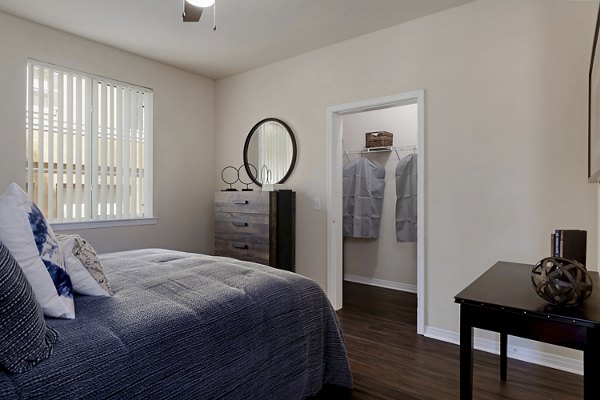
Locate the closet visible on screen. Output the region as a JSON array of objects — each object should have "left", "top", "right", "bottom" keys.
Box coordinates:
[{"left": 341, "top": 104, "right": 418, "bottom": 294}]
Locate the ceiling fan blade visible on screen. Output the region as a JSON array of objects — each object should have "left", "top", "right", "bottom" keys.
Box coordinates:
[{"left": 182, "top": 1, "right": 203, "bottom": 22}]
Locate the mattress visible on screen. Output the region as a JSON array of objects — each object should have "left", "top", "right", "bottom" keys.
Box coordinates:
[{"left": 0, "top": 249, "right": 352, "bottom": 399}]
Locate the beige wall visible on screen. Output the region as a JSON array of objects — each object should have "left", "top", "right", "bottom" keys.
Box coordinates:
[
  {"left": 342, "top": 106, "right": 418, "bottom": 287},
  {"left": 1, "top": 0, "right": 596, "bottom": 368},
  {"left": 216, "top": 0, "right": 598, "bottom": 360},
  {"left": 0, "top": 12, "right": 216, "bottom": 254}
]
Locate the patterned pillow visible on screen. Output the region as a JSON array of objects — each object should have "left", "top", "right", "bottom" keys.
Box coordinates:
[
  {"left": 0, "top": 183, "right": 75, "bottom": 319},
  {"left": 57, "top": 234, "right": 112, "bottom": 297},
  {"left": 0, "top": 241, "right": 59, "bottom": 373}
]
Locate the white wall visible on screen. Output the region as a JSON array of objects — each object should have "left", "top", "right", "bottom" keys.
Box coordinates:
[
  {"left": 0, "top": 12, "right": 216, "bottom": 254},
  {"left": 342, "top": 105, "right": 418, "bottom": 287},
  {"left": 216, "top": 0, "right": 598, "bottom": 366}
]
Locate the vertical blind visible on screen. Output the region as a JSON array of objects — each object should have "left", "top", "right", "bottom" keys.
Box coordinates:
[
  {"left": 25, "top": 61, "right": 153, "bottom": 223},
  {"left": 257, "top": 121, "right": 293, "bottom": 184}
]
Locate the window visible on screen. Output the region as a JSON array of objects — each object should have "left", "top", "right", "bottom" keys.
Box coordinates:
[{"left": 25, "top": 61, "right": 153, "bottom": 224}]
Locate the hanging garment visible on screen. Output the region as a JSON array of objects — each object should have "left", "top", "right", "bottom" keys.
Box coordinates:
[
  {"left": 396, "top": 153, "right": 417, "bottom": 242},
  {"left": 343, "top": 158, "right": 386, "bottom": 238}
]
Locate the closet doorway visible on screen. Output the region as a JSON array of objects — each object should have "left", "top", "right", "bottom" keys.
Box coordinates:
[{"left": 326, "top": 91, "right": 425, "bottom": 334}]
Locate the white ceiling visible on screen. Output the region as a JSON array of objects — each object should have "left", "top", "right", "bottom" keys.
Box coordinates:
[{"left": 0, "top": 0, "right": 474, "bottom": 80}]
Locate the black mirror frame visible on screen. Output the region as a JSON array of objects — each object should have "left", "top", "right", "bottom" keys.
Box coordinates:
[{"left": 243, "top": 118, "right": 297, "bottom": 187}]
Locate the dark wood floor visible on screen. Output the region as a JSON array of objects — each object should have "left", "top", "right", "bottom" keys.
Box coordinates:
[{"left": 336, "top": 282, "right": 582, "bottom": 400}]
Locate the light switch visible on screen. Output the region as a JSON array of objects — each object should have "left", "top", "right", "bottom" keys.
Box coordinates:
[{"left": 313, "top": 197, "right": 321, "bottom": 211}]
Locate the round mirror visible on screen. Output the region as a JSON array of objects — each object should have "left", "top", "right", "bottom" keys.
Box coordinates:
[{"left": 243, "top": 118, "right": 297, "bottom": 186}]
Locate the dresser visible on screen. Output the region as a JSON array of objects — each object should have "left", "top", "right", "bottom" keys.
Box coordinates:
[{"left": 214, "top": 190, "right": 295, "bottom": 272}]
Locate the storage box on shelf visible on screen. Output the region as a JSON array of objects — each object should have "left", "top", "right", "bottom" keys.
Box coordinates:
[{"left": 365, "top": 131, "right": 393, "bottom": 148}]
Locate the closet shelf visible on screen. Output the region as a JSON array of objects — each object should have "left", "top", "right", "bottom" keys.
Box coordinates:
[{"left": 344, "top": 145, "right": 417, "bottom": 155}]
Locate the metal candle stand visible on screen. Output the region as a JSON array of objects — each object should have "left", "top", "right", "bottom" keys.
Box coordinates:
[
  {"left": 221, "top": 166, "right": 239, "bottom": 191},
  {"left": 238, "top": 164, "right": 257, "bottom": 191}
]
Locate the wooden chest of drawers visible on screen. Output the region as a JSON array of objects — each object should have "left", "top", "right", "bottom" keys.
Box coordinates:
[{"left": 214, "top": 190, "right": 295, "bottom": 271}]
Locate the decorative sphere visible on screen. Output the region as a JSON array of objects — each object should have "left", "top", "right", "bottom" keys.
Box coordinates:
[{"left": 531, "top": 257, "right": 592, "bottom": 306}]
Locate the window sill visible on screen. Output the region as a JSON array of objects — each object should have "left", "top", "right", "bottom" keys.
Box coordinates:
[{"left": 51, "top": 218, "right": 157, "bottom": 231}]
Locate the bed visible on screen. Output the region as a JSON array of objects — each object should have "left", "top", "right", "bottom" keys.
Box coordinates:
[{"left": 0, "top": 249, "right": 352, "bottom": 399}]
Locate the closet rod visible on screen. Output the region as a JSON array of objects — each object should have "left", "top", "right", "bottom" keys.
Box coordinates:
[{"left": 344, "top": 145, "right": 417, "bottom": 155}]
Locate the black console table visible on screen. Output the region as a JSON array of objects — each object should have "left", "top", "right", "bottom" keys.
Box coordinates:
[{"left": 455, "top": 261, "right": 600, "bottom": 399}]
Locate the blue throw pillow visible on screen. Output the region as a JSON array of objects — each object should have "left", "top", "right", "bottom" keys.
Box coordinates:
[
  {"left": 0, "top": 241, "right": 59, "bottom": 373},
  {"left": 29, "top": 203, "right": 73, "bottom": 298}
]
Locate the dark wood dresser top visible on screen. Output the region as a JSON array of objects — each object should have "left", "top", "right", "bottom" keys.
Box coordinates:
[{"left": 455, "top": 261, "right": 600, "bottom": 328}]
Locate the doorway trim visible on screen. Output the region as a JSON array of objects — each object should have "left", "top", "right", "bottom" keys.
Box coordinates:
[{"left": 326, "top": 90, "right": 425, "bottom": 334}]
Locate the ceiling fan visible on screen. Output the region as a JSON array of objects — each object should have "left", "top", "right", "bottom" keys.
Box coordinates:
[{"left": 182, "top": 0, "right": 216, "bottom": 28}]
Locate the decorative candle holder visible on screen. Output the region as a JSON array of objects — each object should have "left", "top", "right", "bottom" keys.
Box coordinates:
[
  {"left": 238, "top": 164, "right": 257, "bottom": 191},
  {"left": 221, "top": 166, "right": 239, "bottom": 191}
]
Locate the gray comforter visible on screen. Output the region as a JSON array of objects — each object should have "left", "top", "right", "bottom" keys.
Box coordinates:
[{"left": 0, "top": 249, "right": 352, "bottom": 399}]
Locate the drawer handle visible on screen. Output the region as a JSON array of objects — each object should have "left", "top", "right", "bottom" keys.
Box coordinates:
[
  {"left": 232, "top": 222, "right": 248, "bottom": 227},
  {"left": 232, "top": 200, "right": 249, "bottom": 205},
  {"left": 232, "top": 243, "right": 249, "bottom": 250}
]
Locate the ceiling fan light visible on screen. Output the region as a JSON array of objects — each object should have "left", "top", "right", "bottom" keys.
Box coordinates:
[{"left": 186, "top": 0, "right": 215, "bottom": 7}]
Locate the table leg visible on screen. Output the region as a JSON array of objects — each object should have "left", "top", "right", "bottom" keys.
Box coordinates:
[
  {"left": 500, "top": 332, "right": 507, "bottom": 381},
  {"left": 584, "top": 329, "right": 600, "bottom": 400},
  {"left": 460, "top": 305, "right": 474, "bottom": 400}
]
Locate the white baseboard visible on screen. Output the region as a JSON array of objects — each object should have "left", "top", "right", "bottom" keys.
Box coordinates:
[
  {"left": 423, "top": 326, "right": 583, "bottom": 375},
  {"left": 344, "top": 274, "right": 417, "bottom": 293}
]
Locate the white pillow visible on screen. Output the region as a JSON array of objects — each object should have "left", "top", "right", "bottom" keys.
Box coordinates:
[
  {"left": 59, "top": 236, "right": 111, "bottom": 297},
  {"left": 0, "top": 183, "right": 75, "bottom": 319}
]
